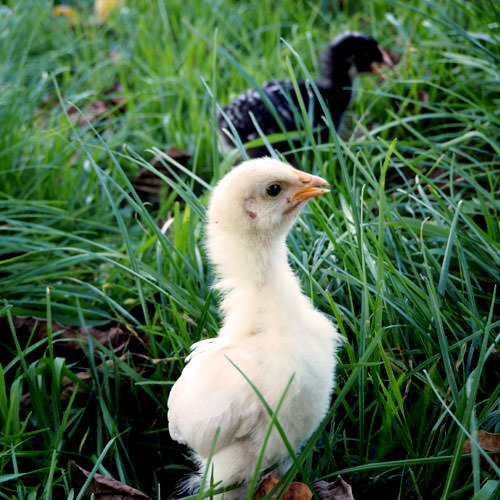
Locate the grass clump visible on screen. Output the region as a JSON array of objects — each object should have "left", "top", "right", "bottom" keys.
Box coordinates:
[{"left": 0, "top": 0, "right": 499, "bottom": 499}]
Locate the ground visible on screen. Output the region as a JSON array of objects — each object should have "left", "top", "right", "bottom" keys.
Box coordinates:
[{"left": 0, "top": 0, "right": 499, "bottom": 499}]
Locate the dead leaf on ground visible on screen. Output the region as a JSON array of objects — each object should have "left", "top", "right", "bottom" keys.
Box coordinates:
[
  {"left": 70, "top": 460, "right": 151, "bottom": 499},
  {"left": 463, "top": 430, "right": 500, "bottom": 453},
  {"left": 463, "top": 429, "right": 500, "bottom": 471},
  {"left": 254, "top": 474, "right": 279, "bottom": 498},
  {"left": 95, "top": 0, "right": 125, "bottom": 23},
  {"left": 152, "top": 146, "right": 192, "bottom": 166},
  {"left": 314, "top": 477, "right": 354, "bottom": 500},
  {"left": 417, "top": 90, "right": 429, "bottom": 104},
  {"left": 53, "top": 5, "right": 79, "bottom": 21},
  {"left": 2, "top": 315, "right": 149, "bottom": 363},
  {"left": 37, "top": 80, "right": 127, "bottom": 131},
  {"left": 283, "top": 482, "right": 312, "bottom": 500},
  {"left": 60, "top": 369, "right": 93, "bottom": 402},
  {"left": 102, "top": 81, "right": 127, "bottom": 112},
  {"left": 59, "top": 356, "right": 133, "bottom": 403},
  {"left": 254, "top": 476, "right": 312, "bottom": 500},
  {"left": 22, "top": 366, "right": 95, "bottom": 407},
  {"left": 131, "top": 146, "right": 191, "bottom": 199},
  {"left": 67, "top": 99, "right": 111, "bottom": 128},
  {"left": 416, "top": 163, "right": 462, "bottom": 185}
]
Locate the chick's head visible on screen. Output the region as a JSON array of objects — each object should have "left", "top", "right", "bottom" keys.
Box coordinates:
[
  {"left": 207, "top": 158, "right": 329, "bottom": 242},
  {"left": 321, "top": 32, "right": 393, "bottom": 77}
]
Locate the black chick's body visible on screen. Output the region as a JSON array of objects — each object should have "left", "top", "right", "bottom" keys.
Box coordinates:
[{"left": 218, "top": 32, "right": 392, "bottom": 158}]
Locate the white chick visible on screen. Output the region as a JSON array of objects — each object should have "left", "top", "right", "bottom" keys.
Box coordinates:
[{"left": 167, "top": 158, "right": 340, "bottom": 499}]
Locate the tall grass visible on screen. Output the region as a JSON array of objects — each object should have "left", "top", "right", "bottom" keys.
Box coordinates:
[{"left": 0, "top": 0, "right": 499, "bottom": 499}]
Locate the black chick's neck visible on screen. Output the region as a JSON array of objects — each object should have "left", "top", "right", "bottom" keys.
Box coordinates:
[{"left": 319, "top": 48, "right": 355, "bottom": 115}]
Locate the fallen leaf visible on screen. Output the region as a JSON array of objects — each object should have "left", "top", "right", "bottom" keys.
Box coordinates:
[
  {"left": 53, "top": 5, "right": 79, "bottom": 20},
  {"left": 154, "top": 146, "right": 192, "bottom": 165},
  {"left": 131, "top": 146, "right": 191, "bottom": 199},
  {"left": 254, "top": 476, "right": 312, "bottom": 500},
  {"left": 314, "top": 476, "right": 354, "bottom": 500},
  {"left": 67, "top": 99, "right": 110, "bottom": 128},
  {"left": 21, "top": 366, "right": 94, "bottom": 407},
  {"left": 283, "top": 482, "right": 313, "bottom": 500},
  {"left": 102, "top": 81, "right": 127, "bottom": 112},
  {"left": 60, "top": 368, "right": 97, "bottom": 402},
  {"left": 37, "top": 80, "right": 126, "bottom": 132},
  {"left": 416, "top": 163, "right": 461, "bottom": 184},
  {"left": 95, "top": 0, "right": 125, "bottom": 23},
  {"left": 254, "top": 475, "right": 279, "bottom": 498},
  {"left": 418, "top": 90, "right": 430, "bottom": 104},
  {"left": 70, "top": 460, "right": 151, "bottom": 499},
  {"left": 3, "top": 313, "right": 152, "bottom": 408},
  {"left": 2, "top": 315, "right": 150, "bottom": 363},
  {"left": 463, "top": 429, "right": 500, "bottom": 472},
  {"left": 463, "top": 430, "right": 500, "bottom": 454}
]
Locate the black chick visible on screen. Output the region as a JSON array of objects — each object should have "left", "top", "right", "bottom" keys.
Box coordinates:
[{"left": 218, "top": 32, "right": 393, "bottom": 158}]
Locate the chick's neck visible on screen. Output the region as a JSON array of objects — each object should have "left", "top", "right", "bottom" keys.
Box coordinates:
[
  {"left": 211, "top": 231, "right": 306, "bottom": 337},
  {"left": 319, "top": 55, "right": 353, "bottom": 113}
]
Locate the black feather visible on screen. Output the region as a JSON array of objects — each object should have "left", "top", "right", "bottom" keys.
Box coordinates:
[{"left": 218, "top": 32, "right": 386, "bottom": 158}]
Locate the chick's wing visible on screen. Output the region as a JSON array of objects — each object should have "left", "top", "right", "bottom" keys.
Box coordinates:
[{"left": 167, "top": 344, "right": 263, "bottom": 458}]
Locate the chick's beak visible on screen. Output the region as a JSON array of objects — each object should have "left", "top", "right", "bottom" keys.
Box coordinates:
[
  {"left": 381, "top": 49, "right": 394, "bottom": 68},
  {"left": 285, "top": 171, "right": 329, "bottom": 213},
  {"left": 370, "top": 46, "right": 394, "bottom": 80}
]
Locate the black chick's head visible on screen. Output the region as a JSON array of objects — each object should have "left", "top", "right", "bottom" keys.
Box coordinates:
[{"left": 320, "top": 31, "right": 391, "bottom": 78}]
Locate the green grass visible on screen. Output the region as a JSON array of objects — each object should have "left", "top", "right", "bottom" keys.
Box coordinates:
[{"left": 1, "top": 0, "right": 500, "bottom": 498}]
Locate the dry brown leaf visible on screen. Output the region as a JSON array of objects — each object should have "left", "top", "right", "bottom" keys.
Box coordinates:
[
  {"left": 254, "top": 475, "right": 280, "bottom": 498},
  {"left": 314, "top": 476, "right": 354, "bottom": 500},
  {"left": 3, "top": 315, "right": 149, "bottom": 363},
  {"left": 95, "top": 0, "right": 125, "bottom": 23},
  {"left": 20, "top": 369, "right": 89, "bottom": 407},
  {"left": 37, "top": 80, "right": 126, "bottom": 132},
  {"left": 153, "top": 146, "right": 192, "bottom": 165},
  {"left": 463, "top": 430, "right": 500, "bottom": 453},
  {"left": 131, "top": 146, "right": 191, "bottom": 199},
  {"left": 67, "top": 100, "right": 110, "bottom": 128},
  {"left": 60, "top": 371, "right": 92, "bottom": 402},
  {"left": 60, "top": 368, "right": 99, "bottom": 402},
  {"left": 416, "top": 163, "right": 461, "bottom": 184},
  {"left": 418, "top": 90, "right": 430, "bottom": 104},
  {"left": 70, "top": 460, "right": 151, "bottom": 499},
  {"left": 21, "top": 368, "right": 93, "bottom": 407},
  {"left": 102, "top": 81, "right": 127, "bottom": 112},
  {"left": 254, "top": 476, "right": 312, "bottom": 500},
  {"left": 283, "top": 482, "right": 313, "bottom": 500},
  {"left": 463, "top": 429, "right": 500, "bottom": 473},
  {"left": 53, "top": 5, "right": 79, "bottom": 20}
]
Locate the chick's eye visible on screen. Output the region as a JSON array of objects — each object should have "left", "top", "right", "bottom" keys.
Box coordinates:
[{"left": 266, "top": 184, "right": 281, "bottom": 197}]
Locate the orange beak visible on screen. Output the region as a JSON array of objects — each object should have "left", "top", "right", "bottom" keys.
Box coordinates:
[
  {"left": 285, "top": 171, "right": 329, "bottom": 214},
  {"left": 380, "top": 48, "right": 394, "bottom": 67},
  {"left": 370, "top": 47, "right": 394, "bottom": 80}
]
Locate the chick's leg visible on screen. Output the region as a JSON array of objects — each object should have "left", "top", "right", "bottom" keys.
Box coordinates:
[{"left": 201, "top": 443, "right": 257, "bottom": 500}]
